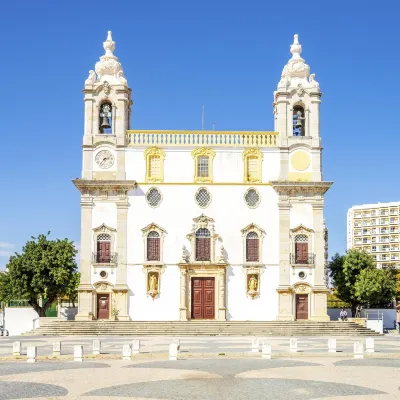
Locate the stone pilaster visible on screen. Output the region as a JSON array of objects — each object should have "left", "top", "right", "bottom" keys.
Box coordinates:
[
  {"left": 218, "top": 270, "right": 227, "bottom": 321},
  {"left": 277, "top": 200, "right": 294, "bottom": 321},
  {"left": 114, "top": 200, "right": 130, "bottom": 320},
  {"left": 76, "top": 199, "right": 95, "bottom": 321},
  {"left": 179, "top": 268, "right": 188, "bottom": 320}
]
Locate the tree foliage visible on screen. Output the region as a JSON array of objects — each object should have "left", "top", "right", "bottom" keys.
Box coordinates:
[
  {"left": 329, "top": 248, "right": 392, "bottom": 316},
  {"left": 0, "top": 233, "right": 80, "bottom": 317}
]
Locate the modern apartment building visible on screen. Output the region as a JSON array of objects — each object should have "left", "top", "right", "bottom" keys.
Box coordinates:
[{"left": 347, "top": 202, "right": 400, "bottom": 269}]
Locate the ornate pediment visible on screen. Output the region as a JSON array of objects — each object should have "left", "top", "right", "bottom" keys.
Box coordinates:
[
  {"left": 290, "top": 224, "right": 313, "bottom": 235},
  {"left": 192, "top": 214, "right": 215, "bottom": 230},
  {"left": 141, "top": 222, "right": 167, "bottom": 236},
  {"left": 93, "top": 281, "right": 114, "bottom": 292},
  {"left": 93, "top": 223, "right": 117, "bottom": 233},
  {"left": 241, "top": 223, "right": 266, "bottom": 237},
  {"left": 271, "top": 181, "right": 333, "bottom": 200}
]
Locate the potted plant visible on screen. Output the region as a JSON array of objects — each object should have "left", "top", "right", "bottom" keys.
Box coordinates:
[{"left": 111, "top": 307, "right": 119, "bottom": 321}]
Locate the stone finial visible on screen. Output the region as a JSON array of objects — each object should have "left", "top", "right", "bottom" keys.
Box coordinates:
[
  {"left": 277, "top": 34, "right": 319, "bottom": 91},
  {"left": 91, "top": 31, "right": 127, "bottom": 86}
]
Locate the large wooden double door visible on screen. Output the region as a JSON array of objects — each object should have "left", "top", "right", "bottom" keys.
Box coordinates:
[
  {"left": 296, "top": 294, "right": 309, "bottom": 320},
  {"left": 191, "top": 277, "right": 215, "bottom": 319},
  {"left": 97, "top": 294, "right": 110, "bottom": 319}
]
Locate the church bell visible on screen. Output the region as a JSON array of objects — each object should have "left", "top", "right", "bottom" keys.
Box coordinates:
[{"left": 100, "top": 116, "right": 111, "bottom": 130}]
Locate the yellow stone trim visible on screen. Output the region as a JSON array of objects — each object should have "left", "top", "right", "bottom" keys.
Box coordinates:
[
  {"left": 242, "top": 148, "right": 263, "bottom": 184},
  {"left": 291, "top": 151, "right": 310, "bottom": 171},
  {"left": 191, "top": 147, "right": 216, "bottom": 183},
  {"left": 144, "top": 147, "right": 166, "bottom": 183},
  {"left": 287, "top": 172, "right": 313, "bottom": 181},
  {"left": 135, "top": 182, "right": 273, "bottom": 186}
]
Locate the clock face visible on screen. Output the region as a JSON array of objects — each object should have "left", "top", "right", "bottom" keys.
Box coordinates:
[{"left": 95, "top": 150, "right": 114, "bottom": 169}]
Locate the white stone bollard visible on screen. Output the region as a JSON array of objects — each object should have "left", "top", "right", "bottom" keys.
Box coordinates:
[
  {"left": 354, "top": 342, "right": 364, "bottom": 359},
  {"left": 251, "top": 338, "right": 260, "bottom": 353},
  {"left": 92, "top": 339, "right": 101, "bottom": 355},
  {"left": 172, "top": 338, "right": 181, "bottom": 350},
  {"left": 262, "top": 343, "right": 272, "bottom": 359},
  {"left": 289, "top": 338, "right": 298, "bottom": 353},
  {"left": 169, "top": 343, "right": 179, "bottom": 361},
  {"left": 132, "top": 339, "right": 140, "bottom": 355},
  {"left": 74, "top": 345, "right": 83, "bottom": 362},
  {"left": 27, "top": 346, "right": 37, "bottom": 363},
  {"left": 13, "top": 341, "right": 21, "bottom": 356},
  {"left": 122, "top": 344, "right": 132, "bottom": 360},
  {"left": 328, "top": 338, "right": 337, "bottom": 353},
  {"left": 366, "top": 337, "right": 375, "bottom": 353},
  {"left": 53, "top": 341, "right": 61, "bottom": 357}
]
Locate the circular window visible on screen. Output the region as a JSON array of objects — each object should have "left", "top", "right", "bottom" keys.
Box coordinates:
[
  {"left": 146, "top": 187, "right": 162, "bottom": 208},
  {"left": 99, "top": 270, "right": 108, "bottom": 279},
  {"left": 244, "top": 188, "right": 261, "bottom": 208},
  {"left": 195, "top": 188, "right": 211, "bottom": 208},
  {"left": 298, "top": 271, "right": 306, "bottom": 280}
]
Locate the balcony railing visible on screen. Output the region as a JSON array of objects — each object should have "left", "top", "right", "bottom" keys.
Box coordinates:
[
  {"left": 291, "top": 253, "right": 315, "bottom": 265},
  {"left": 92, "top": 252, "right": 118, "bottom": 264}
]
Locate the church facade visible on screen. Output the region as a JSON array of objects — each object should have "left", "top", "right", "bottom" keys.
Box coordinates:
[{"left": 74, "top": 32, "right": 332, "bottom": 322}]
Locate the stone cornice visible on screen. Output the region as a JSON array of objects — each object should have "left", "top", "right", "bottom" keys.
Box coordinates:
[
  {"left": 73, "top": 179, "right": 136, "bottom": 194},
  {"left": 271, "top": 181, "right": 333, "bottom": 198}
]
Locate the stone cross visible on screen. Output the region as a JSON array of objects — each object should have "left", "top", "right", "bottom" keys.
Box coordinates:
[
  {"left": 262, "top": 343, "right": 272, "bottom": 359},
  {"left": 354, "top": 342, "right": 364, "bottom": 359},
  {"left": 328, "top": 338, "right": 337, "bottom": 353},
  {"left": 53, "top": 341, "right": 61, "bottom": 357},
  {"left": 74, "top": 345, "right": 84, "bottom": 362},
  {"left": 169, "top": 343, "right": 179, "bottom": 361},
  {"left": 132, "top": 339, "right": 140, "bottom": 355},
  {"left": 122, "top": 344, "right": 132, "bottom": 360},
  {"left": 13, "top": 341, "right": 21, "bottom": 356},
  {"left": 92, "top": 340, "right": 101, "bottom": 355},
  {"left": 365, "top": 337, "right": 374, "bottom": 353},
  {"left": 289, "top": 338, "right": 298, "bottom": 352},
  {"left": 27, "top": 346, "right": 37, "bottom": 363},
  {"left": 251, "top": 338, "right": 260, "bottom": 353}
]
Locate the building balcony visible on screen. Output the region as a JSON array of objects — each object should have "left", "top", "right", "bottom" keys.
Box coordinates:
[
  {"left": 92, "top": 252, "right": 118, "bottom": 264},
  {"left": 291, "top": 253, "right": 315, "bottom": 265}
]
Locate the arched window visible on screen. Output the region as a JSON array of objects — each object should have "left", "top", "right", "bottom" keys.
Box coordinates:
[
  {"left": 295, "top": 234, "right": 309, "bottom": 264},
  {"left": 97, "top": 233, "right": 111, "bottom": 263},
  {"left": 293, "top": 105, "right": 305, "bottom": 136},
  {"left": 99, "top": 102, "right": 112, "bottom": 134},
  {"left": 195, "top": 228, "right": 211, "bottom": 261},
  {"left": 246, "top": 232, "right": 259, "bottom": 262},
  {"left": 147, "top": 231, "right": 160, "bottom": 261}
]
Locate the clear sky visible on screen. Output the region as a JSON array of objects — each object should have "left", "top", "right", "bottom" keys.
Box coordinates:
[{"left": 2, "top": 0, "right": 400, "bottom": 268}]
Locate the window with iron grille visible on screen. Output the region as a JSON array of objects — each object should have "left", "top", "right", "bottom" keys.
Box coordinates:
[
  {"left": 295, "top": 234, "right": 308, "bottom": 243},
  {"left": 197, "top": 156, "right": 209, "bottom": 178},
  {"left": 195, "top": 228, "right": 211, "bottom": 261},
  {"left": 246, "top": 156, "right": 259, "bottom": 181},
  {"left": 149, "top": 155, "right": 161, "bottom": 179},
  {"left": 195, "top": 188, "right": 211, "bottom": 208},
  {"left": 244, "top": 188, "right": 260, "bottom": 208},
  {"left": 246, "top": 232, "right": 259, "bottom": 262},
  {"left": 97, "top": 233, "right": 111, "bottom": 242},
  {"left": 146, "top": 187, "right": 162, "bottom": 207},
  {"left": 147, "top": 231, "right": 160, "bottom": 261}
]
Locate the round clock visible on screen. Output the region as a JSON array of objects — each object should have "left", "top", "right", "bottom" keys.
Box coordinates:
[{"left": 95, "top": 150, "right": 114, "bottom": 169}]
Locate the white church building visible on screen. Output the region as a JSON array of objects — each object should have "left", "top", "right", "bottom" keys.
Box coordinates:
[{"left": 74, "top": 31, "right": 332, "bottom": 322}]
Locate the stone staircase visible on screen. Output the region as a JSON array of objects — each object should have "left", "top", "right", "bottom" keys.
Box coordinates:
[{"left": 25, "top": 320, "right": 381, "bottom": 336}]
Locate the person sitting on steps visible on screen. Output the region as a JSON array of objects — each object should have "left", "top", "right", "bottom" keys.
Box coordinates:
[{"left": 340, "top": 308, "right": 348, "bottom": 322}]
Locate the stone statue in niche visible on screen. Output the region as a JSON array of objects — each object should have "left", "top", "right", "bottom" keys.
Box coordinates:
[
  {"left": 148, "top": 272, "right": 159, "bottom": 298},
  {"left": 247, "top": 274, "right": 259, "bottom": 299}
]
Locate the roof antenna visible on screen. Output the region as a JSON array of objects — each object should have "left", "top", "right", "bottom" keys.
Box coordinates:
[
  {"left": 202, "top": 105, "right": 205, "bottom": 130},
  {"left": 212, "top": 121, "right": 216, "bottom": 131}
]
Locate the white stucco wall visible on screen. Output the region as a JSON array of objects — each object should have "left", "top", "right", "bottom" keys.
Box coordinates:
[{"left": 4, "top": 307, "right": 39, "bottom": 336}]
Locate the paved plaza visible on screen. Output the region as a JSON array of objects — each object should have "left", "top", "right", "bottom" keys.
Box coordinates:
[{"left": 0, "top": 335, "right": 400, "bottom": 399}]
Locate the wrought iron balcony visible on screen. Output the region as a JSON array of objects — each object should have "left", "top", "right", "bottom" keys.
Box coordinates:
[
  {"left": 92, "top": 252, "right": 118, "bottom": 264},
  {"left": 291, "top": 253, "right": 315, "bottom": 265}
]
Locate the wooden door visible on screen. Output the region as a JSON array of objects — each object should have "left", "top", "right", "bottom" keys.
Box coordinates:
[
  {"left": 295, "top": 242, "right": 308, "bottom": 264},
  {"left": 191, "top": 277, "right": 215, "bottom": 319},
  {"left": 97, "top": 241, "right": 111, "bottom": 263},
  {"left": 97, "top": 294, "right": 110, "bottom": 319},
  {"left": 296, "top": 294, "right": 308, "bottom": 320}
]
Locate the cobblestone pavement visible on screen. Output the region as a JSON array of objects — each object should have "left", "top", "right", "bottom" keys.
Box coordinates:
[
  {"left": 1, "top": 334, "right": 400, "bottom": 357},
  {"left": 0, "top": 357, "right": 400, "bottom": 399}
]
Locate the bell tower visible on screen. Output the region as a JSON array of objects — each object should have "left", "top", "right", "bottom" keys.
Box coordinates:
[
  {"left": 273, "top": 34, "right": 322, "bottom": 181},
  {"left": 82, "top": 31, "right": 132, "bottom": 180}
]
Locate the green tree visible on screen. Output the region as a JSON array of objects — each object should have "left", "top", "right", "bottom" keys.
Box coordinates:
[
  {"left": 355, "top": 268, "right": 396, "bottom": 307},
  {"left": 1, "top": 233, "right": 80, "bottom": 317},
  {"left": 329, "top": 249, "right": 375, "bottom": 316}
]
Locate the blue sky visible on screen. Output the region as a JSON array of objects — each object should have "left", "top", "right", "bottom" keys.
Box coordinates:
[{"left": 2, "top": 1, "right": 399, "bottom": 267}]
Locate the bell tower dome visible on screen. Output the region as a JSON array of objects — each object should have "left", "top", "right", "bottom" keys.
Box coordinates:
[
  {"left": 82, "top": 31, "right": 132, "bottom": 180},
  {"left": 274, "top": 34, "right": 322, "bottom": 181}
]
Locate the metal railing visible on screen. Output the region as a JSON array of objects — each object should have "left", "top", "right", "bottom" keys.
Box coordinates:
[
  {"left": 291, "top": 253, "right": 315, "bottom": 265},
  {"left": 92, "top": 252, "right": 118, "bottom": 264}
]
